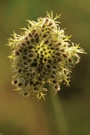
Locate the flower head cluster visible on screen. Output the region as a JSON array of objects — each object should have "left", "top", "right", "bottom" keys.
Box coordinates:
[{"left": 8, "top": 12, "right": 85, "bottom": 99}]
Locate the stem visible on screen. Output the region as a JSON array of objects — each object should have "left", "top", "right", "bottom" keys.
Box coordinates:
[{"left": 50, "top": 89, "right": 68, "bottom": 135}]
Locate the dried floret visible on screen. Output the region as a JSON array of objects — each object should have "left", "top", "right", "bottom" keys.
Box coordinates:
[{"left": 8, "top": 11, "right": 86, "bottom": 99}]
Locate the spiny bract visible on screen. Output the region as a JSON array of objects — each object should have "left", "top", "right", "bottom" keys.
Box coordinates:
[{"left": 8, "top": 11, "right": 85, "bottom": 99}]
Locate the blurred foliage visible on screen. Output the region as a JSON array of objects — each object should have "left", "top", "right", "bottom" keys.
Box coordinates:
[{"left": 0, "top": 0, "right": 90, "bottom": 135}]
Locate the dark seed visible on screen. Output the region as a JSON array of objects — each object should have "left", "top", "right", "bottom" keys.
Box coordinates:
[
  {"left": 24, "top": 49, "right": 27, "bottom": 53},
  {"left": 27, "top": 73, "right": 30, "bottom": 75},
  {"left": 51, "top": 75, "right": 55, "bottom": 78},
  {"left": 47, "top": 65, "right": 50, "bottom": 68},
  {"left": 57, "top": 42, "right": 61, "bottom": 46},
  {"left": 36, "top": 37, "right": 39, "bottom": 43},
  {"left": 42, "top": 25, "right": 45, "bottom": 28},
  {"left": 22, "top": 43, "right": 25, "bottom": 46},
  {"left": 51, "top": 47, "right": 54, "bottom": 50},
  {"left": 43, "top": 48, "right": 46, "bottom": 51},
  {"left": 43, "top": 34, "right": 47, "bottom": 38},
  {"left": 55, "top": 85, "right": 58, "bottom": 89},
  {"left": 32, "top": 30, "right": 36, "bottom": 34},
  {"left": 37, "top": 67, "right": 41, "bottom": 72},
  {"left": 44, "top": 58, "right": 47, "bottom": 62},
  {"left": 26, "top": 41, "right": 30, "bottom": 44},
  {"left": 32, "top": 72, "right": 36, "bottom": 76},
  {"left": 44, "top": 40, "right": 49, "bottom": 44},
  {"left": 31, "top": 38, "right": 34, "bottom": 42},
  {"left": 48, "top": 59, "right": 52, "bottom": 63},
  {"left": 48, "top": 51, "right": 51, "bottom": 53},
  {"left": 25, "top": 81, "right": 29, "bottom": 86},
  {"left": 37, "top": 47, "right": 40, "bottom": 50},
  {"left": 52, "top": 80, "right": 57, "bottom": 83},
  {"left": 40, "top": 51, "right": 43, "bottom": 54},
  {"left": 33, "top": 83, "right": 36, "bottom": 86},
  {"left": 58, "top": 58, "right": 61, "bottom": 62},
  {"left": 34, "top": 87, "right": 38, "bottom": 90},
  {"left": 34, "top": 33, "right": 39, "bottom": 37},
  {"left": 25, "top": 37, "right": 28, "bottom": 40},
  {"left": 29, "top": 53, "right": 33, "bottom": 57},
  {"left": 60, "top": 49, "right": 64, "bottom": 52},
  {"left": 56, "top": 48, "right": 59, "bottom": 51},
  {"left": 31, "top": 62, "right": 37, "bottom": 67},
  {"left": 53, "top": 66, "right": 56, "bottom": 68},
  {"left": 14, "top": 80, "right": 17, "bottom": 84},
  {"left": 52, "top": 71, "right": 56, "bottom": 74},
  {"left": 38, "top": 77, "right": 42, "bottom": 81},
  {"left": 69, "top": 58, "right": 72, "bottom": 63},
  {"left": 56, "top": 52, "right": 60, "bottom": 56},
  {"left": 40, "top": 74, "right": 44, "bottom": 78},
  {"left": 23, "top": 56, "right": 27, "bottom": 60},
  {"left": 39, "top": 61, "right": 43, "bottom": 65},
  {"left": 18, "top": 69, "right": 21, "bottom": 73},
  {"left": 28, "top": 33, "right": 32, "bottom": 37},
  {"left": 30, "top": 80, "right": 33, "bottom": 85},
  {"left": 45, "top": 18, "right": 49, "bottom": 22},
  {"left": 37, "top": 54, "right": 39, "bottom": 58},
  {"left": 25, "top": 67, "right": 28, "bottom": 70},
  {"left": 18, "top": 83, "right": 22, "bottom": 86},
  {"left": 63, "top": 54, "right": 67, "bottom": 57},
  {"left": 36, "top": 81, "right": 39, "bottom": 85},
  {"left": 34, "top": 58, "right": 37, "bottom": 62},
  {"left": 28, "top": 46, "right": 33, "bottom": 49},
  {"left": 24, "top": 61, "right": 28, "bottom": 65},
  {"left": 49, "top": 22, "right": 52, "bottom": 26},
  {"left": 19, "top": 49, "right": 22, "bottom": 52},
  {"left": 54, "top": 59, "right": 57, "bottom": 63},
  {"left": 15, "top": 51, "right": 19, "bottom": 55},
  {"left": 23, "top": 92, "right": 28, "bottom": 96},
  {"left": 41, "top": 54, "right": 44, "bottom": 57},
  {"left": 28, "top": 59, "right": 31, "bottom": 62},
  {"left": 42, "top": 71, "right": 46, "bottom": 75},
  {"left": 49, "top": 44, "right": 52, "bottom": 46},
  {"left": 40, "top": 57, "right": 43, "bottom": 61}
]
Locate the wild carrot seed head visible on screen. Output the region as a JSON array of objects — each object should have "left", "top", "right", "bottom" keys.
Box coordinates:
[{"left": 8, "top": 11, "right": 86, "bottom": 99}]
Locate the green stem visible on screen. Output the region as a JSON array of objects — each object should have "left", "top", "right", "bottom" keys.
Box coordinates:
[{"left": 50, "top": 89, "right": 68, "bottom": 135}]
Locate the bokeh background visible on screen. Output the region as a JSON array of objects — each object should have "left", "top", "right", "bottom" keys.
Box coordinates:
[{"left": 0, "top": 0, "right": 90, "bottom": 135}]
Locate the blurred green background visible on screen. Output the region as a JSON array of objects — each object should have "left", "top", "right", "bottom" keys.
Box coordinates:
[{"left": 0, "top": 0, "right": 90, "bottom": 135}]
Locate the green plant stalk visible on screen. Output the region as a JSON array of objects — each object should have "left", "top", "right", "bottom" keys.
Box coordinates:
[{"left": 50, "top": 89, "right": 68, "bottom": 135}]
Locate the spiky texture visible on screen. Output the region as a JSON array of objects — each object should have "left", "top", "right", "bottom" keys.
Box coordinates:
[{"left": 8, "top": 11, "right": 85, "bottom": 99}]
